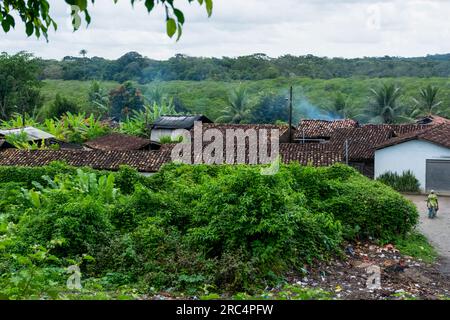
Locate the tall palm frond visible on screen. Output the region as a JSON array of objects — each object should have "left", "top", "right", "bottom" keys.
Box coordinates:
[
  {"left": 364, "top": 83, "right": 411, "bottom": 124},
  {"left": 411, "top": 85, "right": 442, "bottom": 117},
  {"left": 216, "top": 87, "right": 252, "bottom": 123}
]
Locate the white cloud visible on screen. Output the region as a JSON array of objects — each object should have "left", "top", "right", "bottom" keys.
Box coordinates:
[{"left": 1, "top": 0, "right": 450, "bottom": 59}]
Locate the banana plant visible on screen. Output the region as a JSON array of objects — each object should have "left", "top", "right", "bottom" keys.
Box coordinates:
[
  {"left": 0, "top": 113, "right": 38, "bottom": 129},
  {"left": 21, "top": 188, "right": 42, "bottom": 208},
  {"left": 119, "top": 100, "right": 178, "bottom": 137}
]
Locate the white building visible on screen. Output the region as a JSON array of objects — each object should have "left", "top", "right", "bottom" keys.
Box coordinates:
[{"left": 375, "top": 124, "right": 450, "bottom": 193}]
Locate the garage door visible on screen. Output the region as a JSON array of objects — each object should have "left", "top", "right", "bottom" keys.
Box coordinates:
[{"left": 426, "top": 159, "right": 450, "bottom": 192}]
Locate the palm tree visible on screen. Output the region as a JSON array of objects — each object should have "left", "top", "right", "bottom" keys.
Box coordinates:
[
  {"left": 79, "top": 49, "right": 89, "bottom": 80},
  {"left": 365, "top": 83, "right": 410, "bottom": 124},
  {"left": 145, "top": 86, "right": 166, "bottom": 105},
  {"left": 79, "top": 49, "right": 88, "bottom": 58},
  {"left": 324, "top": 92, "right": 360, "bottom": 119},
  {"left": 216, "top": 87, "right": 252, "bottom": 123},
  {"left": 411, "top": 85, "right": 442, "bottom": 117}
]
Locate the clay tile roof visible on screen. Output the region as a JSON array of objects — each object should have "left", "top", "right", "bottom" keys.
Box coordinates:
[
  {"left": 294, "top": 123, "right": 433, "bottom": 162},
  {"left": 325, "top": 125, "right": 396, "bottom": 161},
  {"left": 383, "top": 123, "right": 433, "bottom": 136},
  {"left": 199, "top": 123, "right": 293, "bottom": 135},
  {"left": 376, "top": 124, "right": 450, "bottom": 150},
  {"left": 295, "top": 119, "right": 359, "bottom": 139},
  {"left": 84, "top": 133, "right": 156, "bottom": 151},
  {"left": 279, "top": 143, "right": 342, "bottom": 166},
  {"left": 0, "top": 149, "right": 172, "bottom": 172},
  {"left": 416, "top": 115, "right": 450, "bottom": 125}
]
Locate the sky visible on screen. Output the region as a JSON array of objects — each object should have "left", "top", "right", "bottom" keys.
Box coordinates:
[{"left": 2, "top": 0, "right": 450, "bottom": 60}]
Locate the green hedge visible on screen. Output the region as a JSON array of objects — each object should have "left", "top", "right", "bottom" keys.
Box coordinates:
[{"left": 0, "top": 162, "right": 102, "bottom": 187}]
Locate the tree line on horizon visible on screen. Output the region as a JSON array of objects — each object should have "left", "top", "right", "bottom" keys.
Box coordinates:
[{"left": 37, "top": 51, "right": 450, "bottom": 83}]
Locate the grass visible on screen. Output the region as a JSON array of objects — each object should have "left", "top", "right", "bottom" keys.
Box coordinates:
[
  {"left": 393, "top": 232, "right": 438, "bottom": 263},
  {"left": 41, "top": 80, "right": 118, "bottom": 114}
]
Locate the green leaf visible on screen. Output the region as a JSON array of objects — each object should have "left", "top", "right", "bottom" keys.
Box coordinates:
[
  {"left": 1, "top": 20, "right": 11, "bottom": 32},
  {"left": 85, "top": 10, "right": 91, "bottom": 24},
  {"left": 144, "top": 0, "right": 155, "bottom": 12},
  {"left": 173, "top": 8, "right": 185, "bottom": 24},
  {"left": 77, "top": 0, "right": 88, "bottom": 11},
  {"left": 1, "top": 14, "right": 15, "bottom": 32},
  {"left": 25, "top": 22, "right": 34, "bottom": 37},
  {"left": 204, "top": 0, "right": 213, "bottom": 16},
  {"left": 65, "top": 0, "right": 88, "bottom": 11},
  {"left": 176, "top": 22, "right": 183, "bottom": 41},
  {"left": 166, "top": 18, "right": 177, "bottom": 38}
]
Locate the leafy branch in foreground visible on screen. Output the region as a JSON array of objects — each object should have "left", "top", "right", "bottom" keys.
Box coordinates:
[{"left": 0, "top": 0, "right": 213, "bottom": 40}]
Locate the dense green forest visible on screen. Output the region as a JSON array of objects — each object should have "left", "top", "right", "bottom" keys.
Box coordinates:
[{"left": 40, "top": 52, "right": 450, "bottom": 82}]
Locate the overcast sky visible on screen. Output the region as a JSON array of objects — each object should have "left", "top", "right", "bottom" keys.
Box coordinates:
[{"left": 2, "top": 0, "right": 450, "bottom": 60}]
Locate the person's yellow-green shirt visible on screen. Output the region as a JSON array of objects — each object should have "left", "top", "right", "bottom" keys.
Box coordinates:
[{"left": 427, "top": 194, "right": 438, "bottom": 208}]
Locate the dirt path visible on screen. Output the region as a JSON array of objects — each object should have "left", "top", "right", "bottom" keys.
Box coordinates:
[{"left": 405, "top": 195, "right": 450, "bottom": 275}]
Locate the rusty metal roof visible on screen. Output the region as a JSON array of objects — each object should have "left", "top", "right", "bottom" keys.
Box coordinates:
[{"left": 152, "top": 115, "right": 212, "bottom": 129}]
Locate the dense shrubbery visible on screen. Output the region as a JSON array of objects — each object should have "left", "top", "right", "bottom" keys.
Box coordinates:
[
  {"left": 377, "top": 170, "right": 421, "bottom": 193},
  {"left": 0, "top": 162, "right": 105, "bottom": 187},
  {"left": 0, "top": 162, "right": 418, "bottom": 299}
]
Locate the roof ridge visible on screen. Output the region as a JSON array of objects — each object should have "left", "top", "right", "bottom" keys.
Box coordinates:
[
  {"left": 376, "top": 123, "right": 450, "bottom": 150},
  {"left": 402, "top": 123, "right": 445, "bottom": 139}
]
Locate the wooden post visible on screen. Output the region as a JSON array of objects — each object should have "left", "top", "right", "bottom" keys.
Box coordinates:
[{"left": 288, "top": 86, "right": 293, "bottom": 143}]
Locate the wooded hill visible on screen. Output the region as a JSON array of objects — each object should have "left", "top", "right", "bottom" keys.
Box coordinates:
[{"left": 39, "top": 52, "right": 450, "bottom": 83}]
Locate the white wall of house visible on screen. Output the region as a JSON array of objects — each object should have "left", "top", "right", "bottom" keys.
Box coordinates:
[
  {"left": 375, "top": 140, "right": 450, "bottom": 191},
  {"left": 150, "top": 129, "right": 175, "bottom": 142}
]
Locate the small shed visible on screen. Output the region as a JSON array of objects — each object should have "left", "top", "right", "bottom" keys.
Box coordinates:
[
  {"left": 0, "top": 127, "right": 55, "bottom": 141},
  {"left": 0, "top": 127, "right": 56, "bottom": 149},
  {"left": 150, "top": 115, "right": 212, "bottom": 142},
  {"left": 0, "top": 127, "right": 83, "bottom": 150}
]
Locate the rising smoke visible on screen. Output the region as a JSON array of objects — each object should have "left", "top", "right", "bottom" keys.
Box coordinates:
[{"left": 295, "top": 98, "right": 342, "bottom": 121}]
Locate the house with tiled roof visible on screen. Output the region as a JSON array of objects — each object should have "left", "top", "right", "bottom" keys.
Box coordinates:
[
  {"left": 279, "top": 143, "right": 342, "bottom": 166},
  {"left": 0, "top": 145, "right": 174, "bottom": 174},
  {"left": 295, "top": 119, "right": 359, "bottom": 143},
  {"left": 84, "top": 133, "right": 161, "bottom": 151},
  {"left": 375, "top": 123, "right": 450, "bottom": 193},
  {"left": 0, "top": 120, "right": 340, "bottom": 173},
  {"left": 2, "top": 114, "right": 447, "bottom": 179},
  {"left": 292, "top": 118, "right": 439, "bottom": 178},
  {"left": 179, "top": 123, "right": 339, "bottom": 166}
]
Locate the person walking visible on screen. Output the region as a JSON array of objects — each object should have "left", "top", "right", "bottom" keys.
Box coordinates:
[{"left": 427, "top": 190, "right": 439, "bottom": 219}]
